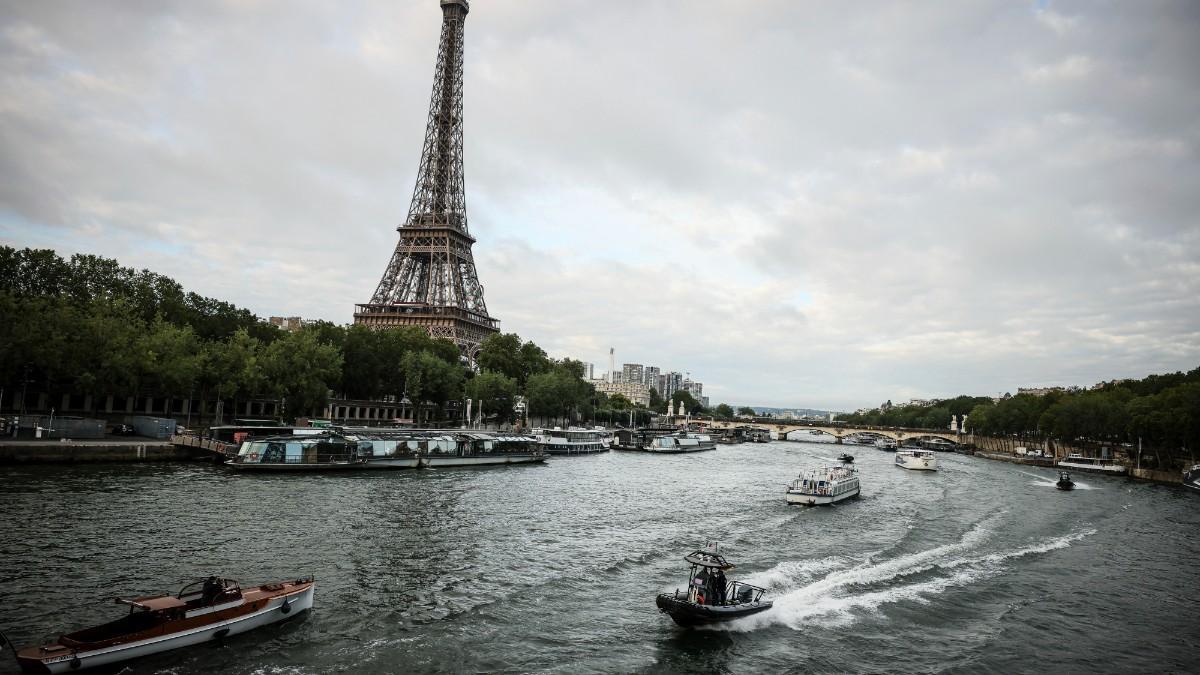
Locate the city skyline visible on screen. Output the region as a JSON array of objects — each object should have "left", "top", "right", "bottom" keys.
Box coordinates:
[{"left": 1, "top": 1, "right": 1197, "bottom": 410}]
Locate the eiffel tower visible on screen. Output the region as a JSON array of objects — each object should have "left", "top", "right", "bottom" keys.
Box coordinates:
[{"left": 354, "top": 0, "right": 498, "bottom": 359}]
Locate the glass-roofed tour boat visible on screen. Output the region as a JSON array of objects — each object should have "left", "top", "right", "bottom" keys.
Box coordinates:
[
  {"left": 655, "top": 546, "right": 772, "bottom": 627},
  {"left": 227, "top": 431, "right": 544, "bottom": 471}
]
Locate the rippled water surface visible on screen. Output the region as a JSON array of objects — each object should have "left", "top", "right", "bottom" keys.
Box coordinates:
[{"left": 2, "top": 441, "right": 1198, "bottom": 673}]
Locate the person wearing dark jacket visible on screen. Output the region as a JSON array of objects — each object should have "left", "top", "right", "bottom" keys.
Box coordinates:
[{"left": 714, "top": 569, "right": 728, "bottom": 605}]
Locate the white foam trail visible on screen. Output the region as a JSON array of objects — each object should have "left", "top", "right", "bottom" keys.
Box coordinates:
[{"left": 719, "top": 524, "right": 1093, "bottom": 632}]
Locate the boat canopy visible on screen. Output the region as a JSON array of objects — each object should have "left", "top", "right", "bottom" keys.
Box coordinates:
[{"left": 683, "top": 551, "right": 735, "bottom": 570}]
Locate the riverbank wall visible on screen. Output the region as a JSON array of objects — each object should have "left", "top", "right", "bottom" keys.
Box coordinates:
[
  {"left": 969, "top": 434, "right": 1186, "bottom": 486},
  {"left": 0, "top": 440, "right": 201, "bottom": 464}
]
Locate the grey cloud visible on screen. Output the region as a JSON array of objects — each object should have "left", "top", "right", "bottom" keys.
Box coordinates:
[{"left": 1, "top": 0, "right": 1197, "bottom": 408}]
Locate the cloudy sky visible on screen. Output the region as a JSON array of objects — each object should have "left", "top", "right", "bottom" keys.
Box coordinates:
[{"left": 2, "top": 1, "right": 1198, "bottom": 410}]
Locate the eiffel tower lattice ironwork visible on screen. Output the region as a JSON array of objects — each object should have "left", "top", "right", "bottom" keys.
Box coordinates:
[{"left": 354, "top": 0, "right": 498, "bottom": 359}]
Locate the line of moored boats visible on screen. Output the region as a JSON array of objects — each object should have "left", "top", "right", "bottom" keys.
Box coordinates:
[{"left": 217, "top": 425, "right": 724, "bottom": 471}]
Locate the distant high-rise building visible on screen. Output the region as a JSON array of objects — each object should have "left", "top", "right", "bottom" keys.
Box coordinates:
[
  {"left": 662, "top": 371, "right": 684, "bottom": 399},
  {"left": 644, "top": 366, "right": 661, "bottom": 390},
  {"left": 611, "top": 371, "right": 624, "bottom": 384},
  {"left": 581, "top": 362, "right": 594, "bottom": 379},
  {"left": 684, "top": 379, "right": 703, "bottom": 397},
  {"left": 622, "top": 363, "right": 644, "bottom": 387}
]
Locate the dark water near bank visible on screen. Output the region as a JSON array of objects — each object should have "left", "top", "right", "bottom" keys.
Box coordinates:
[{"left": 1, "top": 442, "right": 1198, "bottom": 674}]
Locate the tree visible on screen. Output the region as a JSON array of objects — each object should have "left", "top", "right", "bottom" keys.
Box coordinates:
[
  {"left": 401, "top": 350, "right": 465, "bottom": 419},
  {"left": 714, "top": 403, "right": 734, "bottom": 419},
  {"left": 608, "top": 394, "right": 633, "bottom": 410},
  {"left": 737, "top": 406, "right": 756, "bottom": 417},
  {"left": 648, "top": 386, "right": 664, "bottom": 413},
  {"left": 260, "top": 329, "right": 343, "bottom": 420},
  {"left": 671, "top": 390, "right": 702, "bottom": 414},
  {"left": 467, "top": 371, "right": 518, "bottom": 423}
]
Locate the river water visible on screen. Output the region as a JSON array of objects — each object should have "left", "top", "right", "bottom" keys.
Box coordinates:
[{"left": 1, "top": 441, "right": 1197, "bottom": 674}]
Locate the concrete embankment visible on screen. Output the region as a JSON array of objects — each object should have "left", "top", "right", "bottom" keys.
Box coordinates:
[
  {"left": 1130, "top": 468, "right": 1183, "bottom": 484},
  {"left": 0, "top": 439, "right": 202, "bottom": 464},
  {"left": 968, "top": 434, "right": 1186, "bottom": 486}
]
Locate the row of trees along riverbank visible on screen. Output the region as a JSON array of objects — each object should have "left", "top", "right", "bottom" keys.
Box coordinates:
[
  {"left": 835, "top": 372, "right": 1200, "bottom": 470},
  {"left": 0, "top": 247, "right": 744, "bottom": 426}
]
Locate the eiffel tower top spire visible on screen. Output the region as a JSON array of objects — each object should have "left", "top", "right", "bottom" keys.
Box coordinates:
[
  {"left": 406, "top": 0, "right": 470, "bottom": 232},
  {"left": 355, "top": 0, "right": 498, "bottom": 359}
]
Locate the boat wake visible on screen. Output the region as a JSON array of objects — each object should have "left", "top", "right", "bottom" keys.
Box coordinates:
[
  {"left": 1017, "top": 470, "right": 1101, "bottom": 490},
  {"left": 716, "top": 523, "right": 1095, "bottom": 631}
]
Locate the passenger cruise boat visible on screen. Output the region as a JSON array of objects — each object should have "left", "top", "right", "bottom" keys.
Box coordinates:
[
  {"left": 7, "top": 577, "right": 313, "bottom": 674},
  {"left": 227, "top": 433, "right": 365, "bottom": 471},
  {"left": 874, "top": 438, "right": 898, "bottom": 451},
  {"left": 1057, "top": 453, "right": 1127, "bottom": 475},
  {"left": 655, "top": 547, "right": 771, "bottom": 627},
  {"left": 612, "top": 426, "right": 681, "bottom": 451},
  {"left": 228, "top": 431, "right": 544, "bottom": 470},
  {"left": 643, "top": 432, "right": 716, "bottom": 453},
  {"left": 895, "top": 449, "right": 938, "bottom": 471},
  {"left": 533, "top": 427, "right": 611, "bottom": 454},
  {"left": 785, "top": 465, "right": 861, "bottom": 505}
]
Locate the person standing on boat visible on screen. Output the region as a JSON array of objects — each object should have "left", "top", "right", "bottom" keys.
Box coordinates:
[{"left": 714, "top": 568, "right": 728, "bottom": 605}]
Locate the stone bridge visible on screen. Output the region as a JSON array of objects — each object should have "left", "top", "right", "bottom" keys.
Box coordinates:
[{"left": 703, "top": 420, "right": 963, "bottom": 445}]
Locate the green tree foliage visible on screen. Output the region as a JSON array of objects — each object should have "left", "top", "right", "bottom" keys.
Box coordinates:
[
  {"left": 714, "top": 403, "right": 734, "bottom": 419},
  {"left": 466, "top": 371, "right": 518, "bottom": 423},
  {"left": 260, "top": 329, "right": 343, "bottom": 418},
  {"left": 648, "top": 386, "right": 664, "bottom": 413},
  {"left": 671, "top": 390, "right": 704, "bottom": 414},
  {"left": 526, "top": 362, "right": 594, "bottom": 423},
  {"left": 402, "top": 350, "right": 465, "bottom": 415},
  {"left": 477, "top": 332, "right": 551, "bottom": 387},
  {"left": 607, "top": 394, "right": 633, "bottom": 410},
  {"left": 737, "top": 406, "right": 757, "bottom": 417}
]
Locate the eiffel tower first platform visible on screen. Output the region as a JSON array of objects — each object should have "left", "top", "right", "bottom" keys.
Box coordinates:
[{"left": 354, "top": 0, "right": 498, "bottom": 359}]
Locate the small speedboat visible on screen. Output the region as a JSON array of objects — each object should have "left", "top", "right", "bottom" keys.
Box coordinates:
[
  {"left": 1183, "top": 464, "right": 1200, "bottom": 493},
  {"left": 6, "top": 576, "right": 313, "bottom": 673},
  {"left": 656, "top": 547, "right": 772, "bottom": 627},
  {"left": 838, "top": 453, "right": 854, "bottom": 463},
  {"left": 1056, "top": 471, "right": 1075, "bottom": 490}
]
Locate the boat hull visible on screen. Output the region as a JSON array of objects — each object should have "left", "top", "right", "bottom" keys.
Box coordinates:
[
  {"left": 1056, "top": 482, "right": 1075, "bottom": 490},
  {"left": 231, "top": 454, "right": 545, "bottom": 471},
  {"left": 18, "top": 584, "right": 314, "bottom": 674},
  {"left": 655, "top": 593, "right": 772, "bottom": 627},
  {"left": 785, "top": 486, "right": 860, "bottom": 505},
  {"left": 227, "top": 461, "right": 366, "bottom": 472},
  {"left": 542, "top": 447, "right": 609, "bottom": 455}
]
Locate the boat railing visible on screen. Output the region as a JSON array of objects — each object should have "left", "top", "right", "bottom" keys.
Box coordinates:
[{"left": 726, "top": 581, "right": 767, "bottom": 605}]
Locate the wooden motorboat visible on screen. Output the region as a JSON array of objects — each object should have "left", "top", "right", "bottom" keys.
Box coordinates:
[
  {"left": 1056, "top": 471, "right": 1075, "bottom": 491},
  {"left": 6, "top": 576, "right": 313, "bottom": 673},
  {"left": 656, "top": 547, "right": 772, "bottom": 627}
]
